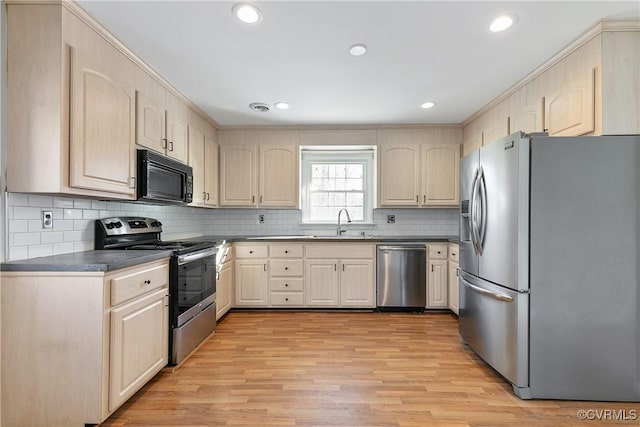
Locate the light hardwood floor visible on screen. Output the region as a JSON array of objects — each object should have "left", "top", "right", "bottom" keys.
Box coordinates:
[{"left": 102, "top": 311, "right": 640, "bottom": 426}]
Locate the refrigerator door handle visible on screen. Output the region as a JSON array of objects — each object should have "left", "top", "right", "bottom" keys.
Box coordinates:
[
  {"left": 477, "top": 167, "right": 487, "bottom": 254},
  {"left": 470, "top": 169, "right": 481, "bottom": 254},
  {"left": 460, "top": 275, "right": 514, "bottom": 302}
]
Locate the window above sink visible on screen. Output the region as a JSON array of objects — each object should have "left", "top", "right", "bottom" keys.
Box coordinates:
[{"left": 300, "top": 146, "right": 376, "bottom": 224}]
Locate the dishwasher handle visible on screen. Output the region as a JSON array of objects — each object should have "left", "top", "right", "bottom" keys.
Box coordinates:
[{"left": 378, "top": 245, "right": 426, "bottom": 251}]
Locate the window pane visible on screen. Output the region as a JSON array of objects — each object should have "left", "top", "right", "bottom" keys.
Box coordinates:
[
  {"left": 346, "top": 193, "right": 363, "bottom": 206},
  {"left": 348, "top": 207, "right": 364, "bottom": 220},
  {"left": 310, "top": 192, "right": 328, "bottom": 207},
  {"left": 302, "top": 151, "right": 373, "bottom": 223},
  {"left": 346, "top": 164, "right": 363, "bottom": 178}
]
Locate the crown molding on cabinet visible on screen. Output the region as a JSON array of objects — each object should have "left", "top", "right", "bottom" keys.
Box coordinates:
[
  {"left": 462, "top": 19, "right": 639, "bottom": 127},
  {"left": 5, "top": 0, "right": 220, "bottom": 130}
]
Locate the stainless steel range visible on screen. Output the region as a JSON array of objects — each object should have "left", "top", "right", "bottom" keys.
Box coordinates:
[{"left": 96, "top": 217, "right": 217, "bottom": 365}]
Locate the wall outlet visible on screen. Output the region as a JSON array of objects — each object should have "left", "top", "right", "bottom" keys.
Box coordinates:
[
  {"left": 258, "top": 214, "right": 265, "bottom": 224},
  {"left": 387, "top": 215, "right": 395, "bottom": 224},
  {"left": 42, "top": 210, "right": 54, "bottom": 229}
]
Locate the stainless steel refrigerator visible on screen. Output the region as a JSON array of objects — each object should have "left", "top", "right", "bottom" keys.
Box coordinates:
[{"left": 458, "top": 131, "right": 640, "bottom": 401}]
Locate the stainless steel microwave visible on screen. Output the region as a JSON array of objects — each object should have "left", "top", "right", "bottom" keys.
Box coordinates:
[{"left": 137, "top": 150, "right": 193, "bottom": 205}]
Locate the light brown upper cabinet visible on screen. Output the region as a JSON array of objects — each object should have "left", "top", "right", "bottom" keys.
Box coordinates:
[
  {"left": 378, "top": 130, "right": 421, "bottom": 206},
  {"left": 378, "top": 129, "right": 461, "bottom": 207},
  {"left": 509, "top": 97, "right": 545, "bottom": 134},
  {"left": 69, "top": 45, "right": 136, "bottom": 197},
  {"left": 135, "top": 80, "right": 189, "bottom": 164},
  {"left": 544, "top": 68, "right": 595, "bottom": 136},
  {"left": 188, "top": 114, "right": 218, "bottom": 208},
  {"left": 204, "top": 128, "right": 219, "bottom": 207},
  {"left": 481, "top": 111, "right": 510, "bottom": 147},
  {"left": 219, "top": 130, "right": 299, "bottom": 208},
  {"left": 7, "top": 3, "right": 137, "bottom": 199},
  {"left": 421, "top": 143, "right": 459, "bottom": 206}
]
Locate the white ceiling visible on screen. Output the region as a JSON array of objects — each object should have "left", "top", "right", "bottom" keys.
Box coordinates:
[{"left": 77, "top": 1, "right": 639, "bottom": 127}]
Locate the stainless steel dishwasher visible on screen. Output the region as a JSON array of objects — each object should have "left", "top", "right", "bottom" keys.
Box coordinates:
[{"left": 376, "top": 244, "right": 426, "bottom": 310}]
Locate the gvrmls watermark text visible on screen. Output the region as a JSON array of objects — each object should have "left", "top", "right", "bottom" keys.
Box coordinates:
[{"left": 577, "top": 409, "right": 637, "bottom": 421}]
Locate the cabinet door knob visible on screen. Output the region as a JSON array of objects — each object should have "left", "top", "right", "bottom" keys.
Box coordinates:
[
  {"left": 285, "top": 298, "right": 289, "bottom": 302},
  {"left": 284, "top": 250, "right": 288, "bottom": 254},
  {"left": 249, "top": 250, "right": 253, "bottom": 253},
  {"left": 285, "top": 283, "right": 289, "bottom": 287},
  {"left": 285, "top": 267, "right": 288, "bottom": 270}
]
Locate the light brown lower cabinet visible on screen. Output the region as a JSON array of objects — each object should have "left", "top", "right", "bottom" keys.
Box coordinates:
[
  {"left": 426, "top": 244, "right": 449, "bottom": 308},
  {"left": 0, "top": 259, "right": 169, "bottom": 427},
  {"left": 216, "top": 245, "right": 234, "bottom": 319}
]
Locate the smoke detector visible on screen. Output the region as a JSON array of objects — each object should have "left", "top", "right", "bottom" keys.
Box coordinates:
[{"left": 249, "top": 102, "right": 271, "bottom": 112}]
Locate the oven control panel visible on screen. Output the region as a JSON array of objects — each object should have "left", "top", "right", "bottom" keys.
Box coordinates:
[{"left": 97, "top": 217, "right": 163, "bottom": 236}]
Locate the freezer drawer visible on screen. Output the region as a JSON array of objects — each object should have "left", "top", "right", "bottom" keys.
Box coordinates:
[{"left": 458, "top": 271, "right": 529, "bottom": 389}]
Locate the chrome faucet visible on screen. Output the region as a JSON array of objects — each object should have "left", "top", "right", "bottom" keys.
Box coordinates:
[{"left": 337, "top": 208, "right": 352, "bottom": 236}]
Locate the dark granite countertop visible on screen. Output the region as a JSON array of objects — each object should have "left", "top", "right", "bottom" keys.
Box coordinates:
[
  {"left": 1, "top": 236, "right": 459, "bottom": 273},
  {"left": 0, "top": 250, "right": 172, "bottom": 273},
  {"left": 203, "top": 235, "right": 460, "bottom": 244}
]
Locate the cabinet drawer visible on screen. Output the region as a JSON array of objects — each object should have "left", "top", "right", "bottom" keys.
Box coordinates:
[
  {"left": 269, "top": 244, "right": 304, "bottom": 258},
  {"left": 305, "top": 243, "right": 375, "bottom": 259},
  {"left": 448, "top": 244, "right": 460, "bottom": 263},
  {"left": 427, "top": 244, "right": 448, "bottom": 260},
  {"left": 110, "top": 261, "right": 169, "bottom": 306},
  {"left": 270, "top": 292, "right": 304, "bottom": 306},
  {"left": 270, "top": 278, "right": 304, "bottom": 291},
  {"left": 270, "top": 259, "right": 304, "bottom": 276},
  {"left": 235, "top": 245, "right": 268, "bottom": 258}
]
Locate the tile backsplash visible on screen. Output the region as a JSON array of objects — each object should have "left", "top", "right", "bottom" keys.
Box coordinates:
[{"left": 4, "top": 192, "right": 459, "bottom": 261}]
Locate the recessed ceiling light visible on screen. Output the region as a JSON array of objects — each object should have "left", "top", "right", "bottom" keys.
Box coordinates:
[
  {"left": 249, "top": 102, "right": 271, "bottom": 112},
  {"left": 232, "top": 3, "right": 262, "bottom": 24},
  {"left": 421, "top": 102, "right": 436, "bottom": 109},
  {"left": 489, "top": 14, "right": 517, "bottom": 32},
  {"left": 349, "top": 43, "right": 367, "bottom": 56},
  {"left": 275, "top": 102, "right": 290, "bottom": 110}
]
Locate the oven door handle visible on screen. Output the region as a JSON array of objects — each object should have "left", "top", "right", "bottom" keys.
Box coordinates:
[{"left": 177, "top": 248, "right": 218, "bottom": 265}]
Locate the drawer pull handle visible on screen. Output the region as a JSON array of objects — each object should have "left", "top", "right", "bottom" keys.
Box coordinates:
[
  {"left": 285, "top": 298, "right": 289, "bottom": 302},
  {"left": 144, "top": 280, "right": 151, "bottom": 284},
  {"left": 285, "top": 250, "right": 288, "bottom": 254},
  {"left": 285, "top": 283, "right": 289, "bottom": 287},
  {"left": 285, "top": 267, "right": 288, "bottom": 270},
  {"left": 249, "top": 250, "right": 254, "bottom": 254}
]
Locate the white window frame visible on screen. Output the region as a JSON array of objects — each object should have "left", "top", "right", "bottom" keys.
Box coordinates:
[{"left": 300, "top": 146, "right": 376, "bottom": 224}]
